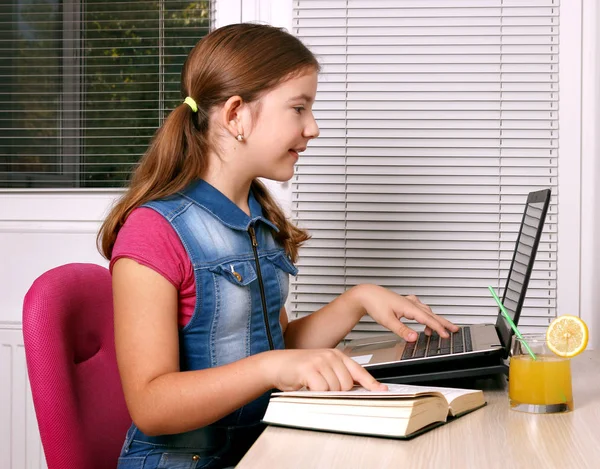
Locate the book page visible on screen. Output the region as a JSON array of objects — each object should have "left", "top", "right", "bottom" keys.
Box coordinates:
[
  {"left": 422, "top": 385, "right": 481, "bottom": 406},
  {"left": 272, "top": 383, "right": 481, "bottom": 405},
  {"left": 273, "top": 395, "right": 424, "bottom": 407}
]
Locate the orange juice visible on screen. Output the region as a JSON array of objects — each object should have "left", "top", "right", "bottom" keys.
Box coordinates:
[{"left": 509, "top": 355, "right": 573, "bottom": 411}]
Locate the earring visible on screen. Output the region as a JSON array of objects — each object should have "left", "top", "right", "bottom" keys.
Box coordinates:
[{"left": 236, "top": 134, "right": 244, "bottom": 142}]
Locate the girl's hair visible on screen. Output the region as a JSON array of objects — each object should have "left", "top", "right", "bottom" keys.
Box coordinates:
[{"left": 98, "top": 23, "right": 319, "bottom": 263}]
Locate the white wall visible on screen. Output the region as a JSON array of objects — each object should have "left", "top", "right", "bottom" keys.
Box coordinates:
[{"left": 0, "top": 191, "right": 117, "bottom": 322}]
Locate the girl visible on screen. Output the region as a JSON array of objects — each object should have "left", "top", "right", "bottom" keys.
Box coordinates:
[{"left": 99, "top": 23, "right": 458, "bottom": 469}]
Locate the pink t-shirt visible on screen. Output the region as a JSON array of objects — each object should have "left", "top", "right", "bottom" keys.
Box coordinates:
[{"left": 110, "top": 207, "right": 196, "bottom": 327}]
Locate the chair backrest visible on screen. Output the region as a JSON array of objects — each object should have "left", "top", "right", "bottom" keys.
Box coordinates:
[{"left": 23, "top": 263, "right": 131, "bottom": 469}]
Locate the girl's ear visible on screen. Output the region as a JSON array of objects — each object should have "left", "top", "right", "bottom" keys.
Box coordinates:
[{"left": 221, "top": 95, "right": 250, "bottom": 140}]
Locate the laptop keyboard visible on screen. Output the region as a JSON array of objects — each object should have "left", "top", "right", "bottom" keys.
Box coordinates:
[{"left": 401, "top": 327, "right": 474, "bottom": 361}]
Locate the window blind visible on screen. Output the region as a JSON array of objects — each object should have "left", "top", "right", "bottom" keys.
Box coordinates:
[
  {"left": 291, "top": 0, "right": 559, "bottom": 339},
  {"left": 0, "top": 0, "right": 214, "bottom": 188}
]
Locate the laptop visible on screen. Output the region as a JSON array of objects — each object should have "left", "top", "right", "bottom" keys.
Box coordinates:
[{"left": 342, "top": 188, "right": 552, "bottom": 384}]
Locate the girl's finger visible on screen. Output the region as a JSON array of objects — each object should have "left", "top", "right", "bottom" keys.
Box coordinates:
[
  {"left": 380, "top": 314, "right": 419, "bottom": 342},
  {"left": 422, "top": 309, "right": 459, "bottom": 333},
  {"left": 400, "top": 303, "right": 451, "bottom": 338},
  {"left": 437, "top": 315, "right": 460, "bottom": 332},
  {"left": 304, "top": 372, "right": 331, "bottom": 392},
  {"left": 410, "top": 297, "right": 460, "bottom": 333},
  {"left": 342, "top": 355, "right": 388, "bottom": 391},
  {"left": 316, "top": 362, "right": 344, "bottom": 391},
  {"left": 328, "top": 358, "right": 355, "bottom": 391}
]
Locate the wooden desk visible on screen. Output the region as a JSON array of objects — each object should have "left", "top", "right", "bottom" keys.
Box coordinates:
[{"left": 237, "top": 351, "right": 600, "bottom": 469}]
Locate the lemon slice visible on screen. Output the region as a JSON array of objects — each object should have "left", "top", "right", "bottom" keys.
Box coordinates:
[{"left": 546, "top": 315, "right": 589, "bottom": 358}]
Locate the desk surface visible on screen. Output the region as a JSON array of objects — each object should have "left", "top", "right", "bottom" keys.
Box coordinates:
[{"left": 237, "top": 350, "right": 600, "bottom": 469}]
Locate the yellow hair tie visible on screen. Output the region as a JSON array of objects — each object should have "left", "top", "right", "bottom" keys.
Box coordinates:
[{"left": 184, "top": 96, "right": 198, "bottom": 113}]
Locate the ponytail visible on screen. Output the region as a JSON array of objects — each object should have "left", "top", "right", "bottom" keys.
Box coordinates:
[{"left": 97, "top": 102, "right": 208, "bottom": 259}]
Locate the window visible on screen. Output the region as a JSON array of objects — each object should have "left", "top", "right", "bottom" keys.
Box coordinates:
[
  {"left": 291, "top": 0, "right": 559, "bottom": 337},
  {"left": 0, "top": 0, "right": 213, "bottom": 188}
]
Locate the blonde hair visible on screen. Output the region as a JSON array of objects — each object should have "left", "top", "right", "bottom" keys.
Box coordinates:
[{"left": 98, "top": 23, "right": 318, "bottom": 262}]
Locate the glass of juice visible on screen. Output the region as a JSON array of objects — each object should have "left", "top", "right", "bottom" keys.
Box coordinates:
[{"left": 508, "top": 333, "right": 573, "bottom": 413}]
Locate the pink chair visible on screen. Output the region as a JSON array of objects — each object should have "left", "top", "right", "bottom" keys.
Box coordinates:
[{"left": 23, "top": 263, "right": 131, "bottom": 469}]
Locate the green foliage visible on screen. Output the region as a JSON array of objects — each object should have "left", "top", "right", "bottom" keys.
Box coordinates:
[{"left": 1, "top": 0, "right": 211, "bottom": 187}]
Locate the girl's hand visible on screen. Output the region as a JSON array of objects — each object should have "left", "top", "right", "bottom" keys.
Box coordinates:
[
  {"left": 352, "top": 284, "right": 459, "bottom": 341},
  {"left": 264, "top": 349, "right": 388, "bottom": 392}
]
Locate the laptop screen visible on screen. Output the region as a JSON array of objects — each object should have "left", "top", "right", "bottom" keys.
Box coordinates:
[{"left": 495, "top": 189, "right": 551, "bottom": 351}]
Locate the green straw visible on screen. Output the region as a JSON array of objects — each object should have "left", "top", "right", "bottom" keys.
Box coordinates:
[{"left": 487, "top": 286, "right": 537, "bottom": 360}]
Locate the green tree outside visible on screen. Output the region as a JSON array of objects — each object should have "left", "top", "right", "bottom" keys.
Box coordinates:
[{"left": 0, "top": 0, "right": 211, "bottom": 188}]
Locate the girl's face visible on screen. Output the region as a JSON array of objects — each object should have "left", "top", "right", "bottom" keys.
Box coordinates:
[{"left": 244, "top": 69, "right": 320, "bottom": 181}]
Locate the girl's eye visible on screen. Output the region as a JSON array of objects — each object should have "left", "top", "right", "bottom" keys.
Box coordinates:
[{"left": 293, "top": 106, "right": 304, "bottom": 114}]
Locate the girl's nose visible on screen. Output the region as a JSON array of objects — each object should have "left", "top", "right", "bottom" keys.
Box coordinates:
[{"left": 304, "top": 114, "right": 320, "bottom": 139}]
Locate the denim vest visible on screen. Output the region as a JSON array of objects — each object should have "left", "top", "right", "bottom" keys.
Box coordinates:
[{"left": 118, "top": 180, "right": 298, "bottom": 468}]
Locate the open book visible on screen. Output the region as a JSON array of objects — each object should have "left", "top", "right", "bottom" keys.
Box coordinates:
[{"left": 262, "top": 383, "right": 486, "bottom": 439}]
